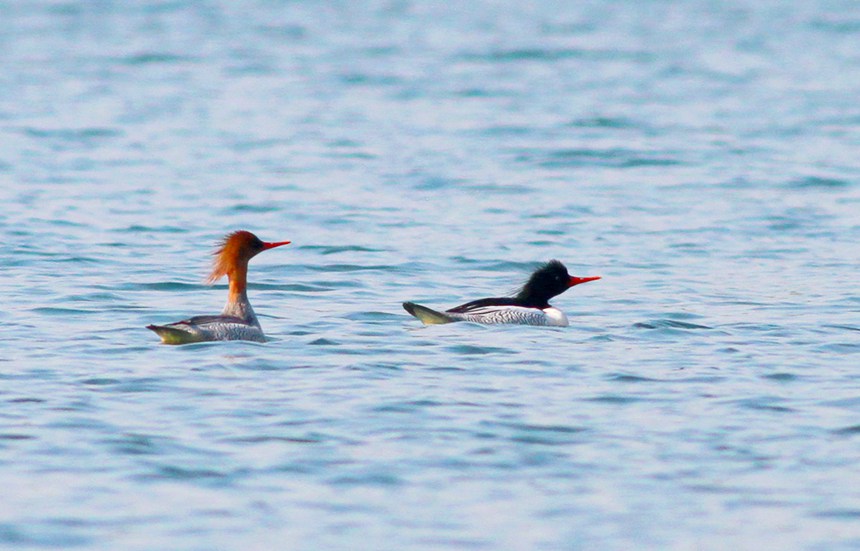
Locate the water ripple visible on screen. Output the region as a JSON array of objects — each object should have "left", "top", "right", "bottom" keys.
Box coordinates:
[
  {"left": 633, "top": 319, "right": 712, "bottom": 330},
  {"left": 3, "top": 2, "right": 859, "bottom": 549}
]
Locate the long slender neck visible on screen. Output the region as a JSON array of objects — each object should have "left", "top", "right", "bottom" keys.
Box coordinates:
[
  {"left": 227, "top": 262, "right": 248, "bottom": 303},
  {"left": 221, "top": 261, "right": 258, "bottom": 324},
  {"left": 515, "top": 288, "right": 551, "bottom": 309}
]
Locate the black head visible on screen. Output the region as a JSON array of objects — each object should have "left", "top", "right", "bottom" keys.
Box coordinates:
[{"left": 515, "top": 260, "right": 601, "bottom": 307}]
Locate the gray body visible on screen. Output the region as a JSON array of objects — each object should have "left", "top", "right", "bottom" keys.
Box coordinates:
[{"left": 148, "top": 290, "right": 266, "bottom": 344}]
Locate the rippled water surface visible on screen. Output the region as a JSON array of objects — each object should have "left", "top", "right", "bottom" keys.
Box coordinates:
[{"left": 2, "top": 1, "right": 860, "bottom": 549}]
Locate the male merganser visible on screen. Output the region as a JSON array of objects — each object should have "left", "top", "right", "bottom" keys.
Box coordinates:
[
  {"left": 147, "top": 230, "right": 290, "bottom": 344},
  {"left": 403, "top": 260, "right": 600, "bottom": 326}
]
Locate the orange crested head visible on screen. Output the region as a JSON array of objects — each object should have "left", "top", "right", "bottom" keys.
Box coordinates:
[{"left": 206, "top": 230, "right": 291, "bottom": 284}]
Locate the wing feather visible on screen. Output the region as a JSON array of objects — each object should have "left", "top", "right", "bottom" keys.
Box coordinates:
[{"left": 446, "top": 297, "right": 519, "bottom": 314}]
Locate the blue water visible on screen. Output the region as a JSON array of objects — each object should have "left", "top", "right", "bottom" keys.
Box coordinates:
[{"left": 2, "top": 1, "right": 860, "bottom": 549}]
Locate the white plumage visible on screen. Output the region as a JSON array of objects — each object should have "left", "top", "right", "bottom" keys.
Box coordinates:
[
  {"left": 446, "top": 305, "right": 569, "bottom": 326},
  {"left": 403, "top": 260, "right": 599, "bottom": 327}
]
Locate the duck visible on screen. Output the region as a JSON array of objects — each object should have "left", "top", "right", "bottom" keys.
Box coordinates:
[
  {"left": 403, "top": 260, "right": 600, "bottom": 326},
  {"left": 147, "top": 230, "right": 290, "bottom": 344}
]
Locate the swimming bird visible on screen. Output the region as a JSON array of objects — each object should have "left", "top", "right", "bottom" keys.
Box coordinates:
[
  {"left": 147, "top": 230, "right": 291, "bottom": 344},
  {"left": 403, "top": 260, "right": 600, "bottom": 326}
]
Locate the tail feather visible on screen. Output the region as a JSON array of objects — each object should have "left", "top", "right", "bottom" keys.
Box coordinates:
[
  {"left": 146, "top": 324, "right": 204, "bottom": 345},
  {"left": 402, "top": 302, "right": 456, "bottom": 325}
]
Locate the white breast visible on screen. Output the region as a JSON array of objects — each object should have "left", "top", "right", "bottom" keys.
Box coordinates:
[{"left": 541, "top": 307, "right": 569, "bottom": 327}]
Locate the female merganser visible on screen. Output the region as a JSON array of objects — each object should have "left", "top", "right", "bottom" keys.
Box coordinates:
[
  {"left": 403, "top": 260, "right": 600, "bottom": 326},
  {"left": 147, "top": 230, "right": 291, "bottom": 344}
]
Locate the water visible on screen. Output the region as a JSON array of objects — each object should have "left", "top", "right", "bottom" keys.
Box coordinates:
[{"left": 1, "top": 1, "right": 859, "bottom": 549}]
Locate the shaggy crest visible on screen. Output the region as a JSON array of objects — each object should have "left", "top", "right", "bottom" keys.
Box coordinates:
[
  {"left": 515, "top": 259, "right": 568, "bottom": 299},
  {"left": 206, "top": 230, "right": 263, "bottom": 284}
]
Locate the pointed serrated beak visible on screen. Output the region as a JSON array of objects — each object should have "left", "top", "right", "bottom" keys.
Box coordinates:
[
  {"left": 569, "top": 276, "right": 601, "bottom": 287},
  {"left": 261, "top": 240, "right": 291, "bottom": 250}
]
